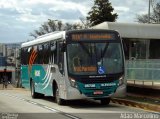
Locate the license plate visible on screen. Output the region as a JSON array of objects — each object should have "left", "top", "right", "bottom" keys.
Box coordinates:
[{"left": 94, "top": 91, "right": 103, "bottom": 95}]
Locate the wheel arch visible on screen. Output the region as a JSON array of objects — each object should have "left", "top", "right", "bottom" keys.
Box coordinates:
[
  {"left": 29, "top": 78, "right": 33, "bottom": 89},
  {"left": 52, "top": 79, "right": 58, "bottom": 96}
]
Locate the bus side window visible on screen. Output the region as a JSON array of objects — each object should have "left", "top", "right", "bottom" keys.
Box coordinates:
[
  {"left": 38, "top": 44, "right": 43, "bottom": 64},
  {"left": 33, "top": 45, "right": 38, "bottom": 64},
  {"left": 21, "top": 48, "right": 28, "bottom": 65},
  {"left": 28, "top": 47, "right": 32, "bottom": 64},
  {"left": 43, "top": 43, "right": 50, "bottom": 64},
  {"left": 50, "top": 41, "right": 57, "bottom": 64},
  {"left": 25, "top": 47, "right": 29, "bottom": 65},
  {"left": 57, "top": 41, "right": 64, "bottom": 75}
]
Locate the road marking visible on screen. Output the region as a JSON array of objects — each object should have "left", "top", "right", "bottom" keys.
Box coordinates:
[
  {"left": 63, "top": 113, "right": 81, "bottom": 119},
  {"left": 27, "top": 101, "right": 38, "bottom": 105},
  {"left": 0, "top": 92, "right": 81, "bottom": 119},
  {"left": 43, "top": 106, "right": 58, "bottom": 112}
]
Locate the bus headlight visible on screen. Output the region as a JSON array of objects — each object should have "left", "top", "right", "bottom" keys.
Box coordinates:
[
  {"left": 69, "top": 77, "right": 77, "bottom": 88},
  {"left": 119, "top": 76, "right": 124, "bottom": 86}
]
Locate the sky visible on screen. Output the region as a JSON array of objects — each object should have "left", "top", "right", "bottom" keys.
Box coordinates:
[{"left": 0, "top": 0, "right": 154, "bottom": 43}]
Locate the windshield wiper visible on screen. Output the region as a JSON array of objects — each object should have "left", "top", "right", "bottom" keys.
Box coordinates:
[
  {"left": 97, "top": 43, "right": 109, "bottom": 66},
  {"left": 101, "top": 43, "right": 109, "bottom": 59},
  {"left": 79, "top": 42, "right": 91, "bottom": 57}
]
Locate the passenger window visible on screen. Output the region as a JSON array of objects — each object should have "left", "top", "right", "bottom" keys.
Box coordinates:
[{"left": 50, "top": 41, "right": 57, "bottom": 64}]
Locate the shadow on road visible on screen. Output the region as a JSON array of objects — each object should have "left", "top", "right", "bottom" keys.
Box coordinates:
[{"left": 42, "top": 96, "right": 120, "bottom": 109}]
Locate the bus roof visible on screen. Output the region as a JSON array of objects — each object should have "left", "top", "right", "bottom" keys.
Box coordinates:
[
  {"left": 92, "top": 22, "right": 160, "bottom": 39},
  {"left": 21, "top": 29, "right": 120, "bottom": 48},
  {"left": 21, "top": 31, "right": 66, "bottom": 48}
]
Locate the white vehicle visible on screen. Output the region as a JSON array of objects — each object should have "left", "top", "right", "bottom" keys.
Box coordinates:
[{"left": 21, "top": 29, "right": 126, "bottom": 105}]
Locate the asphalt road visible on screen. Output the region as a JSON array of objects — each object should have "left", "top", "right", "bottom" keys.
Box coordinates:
[{"left": 0, "top": 88, "right": 159, "bottom": 119}]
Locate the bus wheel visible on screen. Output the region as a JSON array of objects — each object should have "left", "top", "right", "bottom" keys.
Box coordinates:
[
  {"left": 31, "top": 81, "right": 38, "bottom": 98},
  {"left": 55, "top": 85, "right": 65, "bottom": 105},
  {"left": 100, "top": 98, "right": 110, "bottom": 105}
]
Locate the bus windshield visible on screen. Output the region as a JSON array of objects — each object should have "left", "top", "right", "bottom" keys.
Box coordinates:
[{"left": 67, "top": 42, "right": 123, "bottom": 75}]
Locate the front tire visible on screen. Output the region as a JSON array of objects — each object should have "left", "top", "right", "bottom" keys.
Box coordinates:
[
  {"left": 55, "top": 85, "right": 65, "bottom": 105},
  {"left": 100, "top": 98, "right": 110, "bottom": 105}
]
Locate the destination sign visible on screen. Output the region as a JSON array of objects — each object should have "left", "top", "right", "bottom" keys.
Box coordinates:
[
  {"left": 74, "top": 66, "right": 97, "bottom": 72},
  {"left": 71, "top": 33, "right": 115, "bottom": 41}
]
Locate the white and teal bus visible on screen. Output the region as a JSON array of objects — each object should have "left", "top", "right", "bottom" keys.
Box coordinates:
[{"left": 21, "top": 29, "right": 126, "bottom": 105}]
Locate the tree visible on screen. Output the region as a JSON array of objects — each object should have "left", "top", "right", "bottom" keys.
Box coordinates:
[
  {"left": 30, "top": 19, "right": 62, "bottom": 38},
  {"left": 30, "top": 19, "right": 82, "bottom": 38},
  {"left": 136, "top": 14, "right": 149, "bottom": 23},
  {"left": 79, "top": 17, "right": 90, "bottom": 29},
  {"left": 86, "top": 0, "right": 118, "bottom": 26},
  {"left": 136, "top": 2, "right": 160, "bottom": 23}
]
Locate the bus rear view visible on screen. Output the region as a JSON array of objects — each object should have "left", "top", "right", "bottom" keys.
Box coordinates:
[{"left": 66, "top": 29, "right": 126, "bottom": 105}]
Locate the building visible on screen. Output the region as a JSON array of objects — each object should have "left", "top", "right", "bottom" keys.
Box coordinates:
[
  {"left": 0, "top": 43, "right": 21, "bottom": 85},
  {"left": 92, "top": 22, "right": 160, "bottom": 81},
  {"left": 0, "top": 44, "right": 7, "bottom": 66},
  {"left": 0, "top": 44, "right": 7, "bottom": 57},
  {"left": 0, "top": 56, "right": 6, "bottom": 66}
]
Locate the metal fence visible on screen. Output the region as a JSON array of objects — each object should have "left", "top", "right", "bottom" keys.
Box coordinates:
[{"left": 125, "top": 60, "right": 160, "bottom": 82}]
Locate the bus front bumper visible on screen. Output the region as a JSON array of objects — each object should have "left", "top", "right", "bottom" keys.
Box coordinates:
[
  {"left": 111, "top": 84, "right": 126, "bottom": 97},
  {"left": 65, "top": 84, "right": 126, "bottom": 100},
  {"left": 66, "top": 86, "right": 86, "bottom": 100}
]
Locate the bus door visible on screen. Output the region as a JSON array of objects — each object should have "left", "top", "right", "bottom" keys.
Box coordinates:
[{"left": 56, "top": 41, "right": 67, "bottom": 98}]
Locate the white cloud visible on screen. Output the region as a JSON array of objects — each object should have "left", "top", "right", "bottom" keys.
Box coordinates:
[
  {"left": 0, "top": 0, "right": 14, "bottom": 8},
  {"left": 115, "top": 6, "right": 130, "bottom": 12},
  {"left": 47, "top": 1, "right": 89, "bottom": 17},
  {"left": 110, "top": 0, "right": 149, "bottom": 22},
  {"left": 0, "top": 0, "right": 151, "bottom": 43},
  {"left": 138, "top": 11, "right": 148, "bottom": 15},
  {"left": 16, "top": 15, "right": 37, "bottom": 23}
]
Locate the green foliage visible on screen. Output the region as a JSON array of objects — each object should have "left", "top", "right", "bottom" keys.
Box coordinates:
[
  {"left": 86, "top": 0, "right": 118, "bottom": 26},
  {"left": 136, "top": 14, "right": 149, "bottom": 23},
  {"left": 30, "top": 19, "right": 60, "bottom": 38},
  {"left": 136, "top": 3, "right": 160, "bottom": 23},
  {"left": 30, "top": 19, "right": 82, "bottom": 38}
]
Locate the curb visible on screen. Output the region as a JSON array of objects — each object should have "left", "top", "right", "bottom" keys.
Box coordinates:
[{"left": 111, "top": 98, "right": 160, "bottom": 112}]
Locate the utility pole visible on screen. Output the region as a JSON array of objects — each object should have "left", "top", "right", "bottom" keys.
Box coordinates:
[
  {"left": 148, "top": 0, "right": 151, "bottom": 23},
  {"left": 146, "top": 0, "right": 152, "bottom": 59}
]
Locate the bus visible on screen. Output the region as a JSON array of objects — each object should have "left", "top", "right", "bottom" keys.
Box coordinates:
[{"left": 21, "top": 29, "right": 126, "bottom": 105}]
